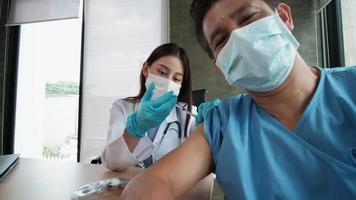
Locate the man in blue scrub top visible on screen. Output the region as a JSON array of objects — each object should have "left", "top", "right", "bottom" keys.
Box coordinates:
[{"left": 121, "top": 0, "right": 356, "bottom": 199}]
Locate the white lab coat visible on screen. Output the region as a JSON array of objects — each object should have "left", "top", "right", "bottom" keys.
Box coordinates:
[{"left": 101, "top": 99, "right": 197, "bottom": 170}]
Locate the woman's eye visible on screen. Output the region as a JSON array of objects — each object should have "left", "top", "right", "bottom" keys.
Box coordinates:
[
  {"left": 159, "top": 70, "right": 166, "bottom": 76},
  {"left": 172, "top": 77, "right": 182, "bottom": 83}
]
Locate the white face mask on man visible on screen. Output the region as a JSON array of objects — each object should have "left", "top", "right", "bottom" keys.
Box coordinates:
[
  {"left": 145, "top": 73, "right": 181, "bottom": 100},
  {"left": 216, "top": 10, "right": 300, "bottom": 92}
]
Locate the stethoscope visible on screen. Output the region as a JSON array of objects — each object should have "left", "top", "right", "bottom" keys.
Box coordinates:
[
  {"left": 152, "top": 121, "right": 184, "bottom": 163},
  {"left": 161, "top": 104, "right": 195, "bottom": 140},
  {"left": 151, "top": 104, "right": 195, "bottom": 164},
  {"left": 162, "top": 121, "right": 183, "bottom": 139}
]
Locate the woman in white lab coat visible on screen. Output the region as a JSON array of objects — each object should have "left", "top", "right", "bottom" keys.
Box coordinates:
[{"left": 101, "top": 43, "right": 197, "bottom": 170}]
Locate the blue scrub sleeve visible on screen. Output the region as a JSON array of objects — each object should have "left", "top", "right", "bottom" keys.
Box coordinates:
[{"left": 203, "top": 105, "right": 225, "bottom": 172}]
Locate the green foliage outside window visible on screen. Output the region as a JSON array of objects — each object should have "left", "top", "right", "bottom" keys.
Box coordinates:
[
  {"left": 46, "top": 81, "right": 79, "bottom": 96},
  {"left": 42, "top": 146, "right": 60, "bottom": 157}
]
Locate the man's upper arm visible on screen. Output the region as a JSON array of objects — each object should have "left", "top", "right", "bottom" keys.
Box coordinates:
[
  {"left": 162, "top": 123, "right": 213, "bottom": 197},
  {"left": 130, "top": 124, "right": 212, "bottom": 198}
]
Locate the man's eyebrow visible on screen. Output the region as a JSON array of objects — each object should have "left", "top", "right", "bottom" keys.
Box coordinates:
[
  {"left": 208, "top": 4, "right": 252, "bottom": 44},
  {"left": 230, "top": 3, "right": 253, "bottom": 19},
  {"left": 209, "top": 27, "right": 225, "bottom": 45}
]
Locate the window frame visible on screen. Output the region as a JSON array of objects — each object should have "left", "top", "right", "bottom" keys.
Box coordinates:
[
  {"left": 1, "top": 0, "right": 20, "bottom": 155},
  {"left": 76, "top": 0, "right": 85, "bottom": 163},
  {"left": 319, "top": 0, "right": 345, "bottom": 68}
]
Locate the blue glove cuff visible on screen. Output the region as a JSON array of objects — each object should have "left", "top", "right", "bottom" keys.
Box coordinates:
[{"left": 126, "top": 112, "right": 146, "bottom": 138}]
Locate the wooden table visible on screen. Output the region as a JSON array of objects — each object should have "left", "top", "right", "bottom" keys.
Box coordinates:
[{"left": 0, "top": 158, "right": 213, "bottom": 200}]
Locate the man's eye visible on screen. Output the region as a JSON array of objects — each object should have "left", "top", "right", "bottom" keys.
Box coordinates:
[
  {"left": 215, "top": 35, "right": 229, "bottom": 52},
  {"left": 240, "top": 13, "right": 257, "bottom": 25}
]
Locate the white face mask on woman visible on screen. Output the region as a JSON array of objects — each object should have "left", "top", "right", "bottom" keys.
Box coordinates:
[
  {"left": 145, "top": 73, "right": 181, "bottom": 100},
  {"left": 216, "top": 11, "right": 300, "bottom": 92}
]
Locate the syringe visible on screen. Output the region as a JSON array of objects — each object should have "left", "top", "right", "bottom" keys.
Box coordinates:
[
  {"left": 71, "top": 178, "right": 129, "bottom": 200},
  {"left": 175, "top": 104, "right": 197, "bottom": 118}
]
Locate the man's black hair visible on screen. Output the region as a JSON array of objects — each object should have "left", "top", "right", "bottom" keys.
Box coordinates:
[{"left": 190, "top": 0, "right": 280, "bottom": 58}]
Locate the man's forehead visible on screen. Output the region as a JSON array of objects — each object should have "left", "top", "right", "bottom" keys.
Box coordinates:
[
  {"left": 202, "top": 0, "right": 264, "bottom": 34},
  {"left": 204, "top": 0, "right": 265, "bottom": 21}
]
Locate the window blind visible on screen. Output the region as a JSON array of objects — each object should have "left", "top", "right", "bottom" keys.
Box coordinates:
[
  {"left": 7, "top": 0, "right": 80, "bottom": 25},
  {"left": 80, "top": 0, "right": 168, "bottom": 162}
]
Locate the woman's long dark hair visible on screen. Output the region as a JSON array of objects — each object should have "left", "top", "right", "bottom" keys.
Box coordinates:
[{"left": 125, "top": 43, "right": 193, "bottom": 137}]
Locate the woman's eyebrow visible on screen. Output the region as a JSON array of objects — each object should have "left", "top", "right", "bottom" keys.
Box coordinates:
[
  {"left": 174, "top": 72, "right": 184, "bottom": 77},
  {"left": 158, "top": 64, "right": 169, "bottom": 70},
  {"left": 158, "top": 64, "right": 183, "bottom": 77}
]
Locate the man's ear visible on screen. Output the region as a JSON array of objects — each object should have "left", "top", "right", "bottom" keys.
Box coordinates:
[
  {"left": 277, "top": 3, "right": 294, "bottom": 31},
  {"left": 142, "top": 62, "right": 149, "bottom": 77}
]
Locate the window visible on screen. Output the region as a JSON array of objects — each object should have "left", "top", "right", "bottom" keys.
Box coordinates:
[
  {"left": 12, "top": 0, "right": 168, "bottom": 162},
  {"left": 340, "top": 0, "right": 356, "bottom": 66},
  {"left": 320, "top": 0, "right": 356, "bottom": 67},
  {"left": 14, "top": 18, "right": 82, "bottom": 161}
]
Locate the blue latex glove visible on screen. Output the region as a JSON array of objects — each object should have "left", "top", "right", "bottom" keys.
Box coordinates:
[
  {"left": 126, "top": 83, "right": 178, "bottom": 138},
  {"left": 196, "top": 99, "right": 221, "bottom": 124}
]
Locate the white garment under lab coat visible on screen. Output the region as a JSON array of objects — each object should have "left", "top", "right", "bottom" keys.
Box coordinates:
[{"left": 101, "top": 99, "right": 197, "bottom": 170}]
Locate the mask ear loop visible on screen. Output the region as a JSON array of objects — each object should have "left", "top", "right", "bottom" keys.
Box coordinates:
[{"left": 212, "top": 58, "right": 217, "bottom": 66}]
